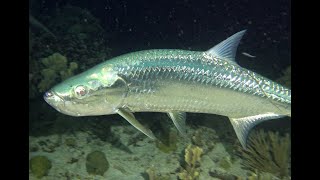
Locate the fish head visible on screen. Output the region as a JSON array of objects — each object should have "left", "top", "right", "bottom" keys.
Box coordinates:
[{"left": 44, "top": 65, "right": 128, "bottom": 116}]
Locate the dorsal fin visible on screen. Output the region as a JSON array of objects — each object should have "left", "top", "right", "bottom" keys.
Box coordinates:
[{"left": 206, "top": 30, "right": 246, "bottom": 63}]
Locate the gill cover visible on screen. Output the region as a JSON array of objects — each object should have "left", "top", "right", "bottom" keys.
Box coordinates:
[{"left": 100, "top": 70, "right": 129, "bottom": 111}]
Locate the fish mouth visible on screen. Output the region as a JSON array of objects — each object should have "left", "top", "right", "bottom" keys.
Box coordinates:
[
  {"left": 43, "top": 91, "right": 82, "bottom": 116},
  {"left": 43, "top": 91, "right": 66, "bottom": 113}
]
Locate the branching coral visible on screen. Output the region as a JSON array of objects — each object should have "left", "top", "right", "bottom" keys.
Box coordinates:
[
  {"left": 238, "top": 130, "right": 291, "bottom": 179},
  {"left": 38, "top": 53, "right": 78, "bottom": 92},
  {"left": 178, "top": 145, "right": 203, "bottom": 180}
]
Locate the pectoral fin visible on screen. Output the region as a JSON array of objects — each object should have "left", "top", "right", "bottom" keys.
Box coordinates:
[
  {"left": 167, "top": 111, "right": 187, "bottom": 137},
  {"left": 229, "top": 113, "right": 285, "bottom": 149},
  {"left": 116, "top": 108, "right": 156, "bottom": 140}
]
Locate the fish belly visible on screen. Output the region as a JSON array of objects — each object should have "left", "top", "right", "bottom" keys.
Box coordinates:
[{"left": 123, "top": 75, "right": 284, "bottom": 118}]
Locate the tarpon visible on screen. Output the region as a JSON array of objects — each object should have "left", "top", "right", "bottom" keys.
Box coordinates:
[{"left": 44, "top": 30, "right": 291, "bottom": 148}]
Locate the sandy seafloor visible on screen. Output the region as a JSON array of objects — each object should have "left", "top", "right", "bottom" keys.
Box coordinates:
[{"left": 29, "top": 112, "right": 253, "bottom": 180}]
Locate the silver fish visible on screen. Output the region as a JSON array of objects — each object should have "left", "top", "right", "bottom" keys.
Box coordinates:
[{"left": 44, "top": 30, "right": 291, "bottom": 148}]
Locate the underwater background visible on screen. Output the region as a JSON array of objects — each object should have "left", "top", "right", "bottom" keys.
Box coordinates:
[{"left": 29, "top": 0, "right": 291, "bottom": 179}]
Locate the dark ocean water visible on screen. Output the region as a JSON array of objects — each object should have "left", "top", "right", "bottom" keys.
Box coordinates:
[{"left": 30, "top": 0, "right": 290, "bottom": 76}]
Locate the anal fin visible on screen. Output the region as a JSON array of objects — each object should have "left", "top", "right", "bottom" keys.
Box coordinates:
[
  {"left": 229, "top": 113, "right": 285, "bottom": 149},
  {"left": 167, "top": 111, "right": 187, "bottom": 137},
  {"left": 116, "top": 108, "right": 156, "bottom": 140}
]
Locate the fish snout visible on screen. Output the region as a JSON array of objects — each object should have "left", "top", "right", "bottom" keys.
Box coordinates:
[
  {"left": 43, "top": 91, "right": 54, "bottom": 99},
  {"left": 43, "top": 90, "right": 64, "bottom": 108}
]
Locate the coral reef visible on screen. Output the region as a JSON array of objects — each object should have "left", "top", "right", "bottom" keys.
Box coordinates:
[
  {"left": 30, "top": 155, "right": 52, "bottom": 178},
  {"left": 218, "top": 156, "right": 232, "bottom": 170},
  {"left": 156, "top": 129, "right": 178, "bottom": 153},
  {"left": 191, "top": 129, "right": 204, "bottom": 147},
  {"left": 145, "top": 166, "right": 170, "bottom": 180},
  {"left": 29, "top": 5, "right": 112, "bottom": 99},
  {"left": 86, "top": 150, "right": 109, "bottom": 176},
  {"left": 276, "top": 65, "right": 291, "bottom": 88},
  {"left": 37, "top": 53, "right": 78, "bottom": 92},
  {"left": 190, "top": 127, "right": 217, "bottom": 155},
  {"left": 208, "top": 168, "right": 238, "bottom": 180},
  {"left": 238, "top": 130, "right": 291, "bottom": 179},
  {"left": 247, "top": 171, "right": 282, "bottom": 180},
  {"left": 153, "top": 115, "right": 179, "bottom": 153},
  {"left": 178, "top": 145, "right": 203, "bottom": 180},
  {"left": 47, "top": 5, "right": 111, "bottom": 68},
  {"left": 64, "top": 138, "right": 77, "bottom": 148},
  {"left": 37, "top": 136, "right": 61, "bottom": 153}
]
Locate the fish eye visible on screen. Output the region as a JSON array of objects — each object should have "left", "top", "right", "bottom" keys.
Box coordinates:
[{"left": 74, "top": 85, "right": 88, "bottom": 98}]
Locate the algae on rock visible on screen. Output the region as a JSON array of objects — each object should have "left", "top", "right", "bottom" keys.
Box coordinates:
[
  {"left": 30, "top": 155, "right": 52, "bottom": 178},
  {"left": 86, "top": 150, "right": 109, "bottom": 176}
]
